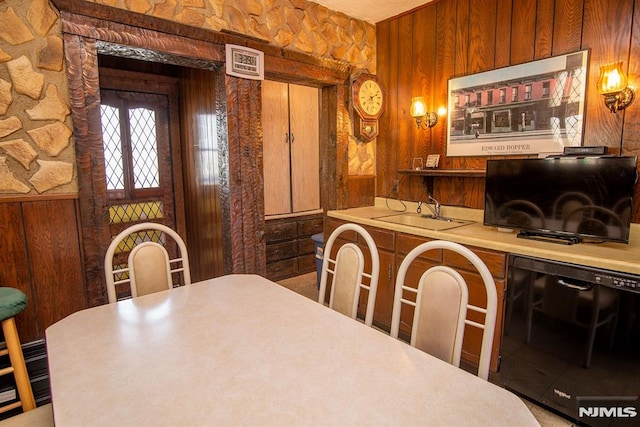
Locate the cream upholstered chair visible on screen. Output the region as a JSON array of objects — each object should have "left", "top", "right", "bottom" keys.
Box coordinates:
[
  {"left": 318, "top": 223, "right": 380, "bottom": 327},
  {"left": 104, "top": 222, "right": 191, "bottom": 303},
  {"left": 390, "top": 240, "right": 497, "bottom": 380}
]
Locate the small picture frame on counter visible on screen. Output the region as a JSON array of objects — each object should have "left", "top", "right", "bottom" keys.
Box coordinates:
[
  {"left": 426, "top": 154, "right": 440, "bottom": 168},
  {"left": 412, "top": 157, "right": 424, "bottom": 170}
]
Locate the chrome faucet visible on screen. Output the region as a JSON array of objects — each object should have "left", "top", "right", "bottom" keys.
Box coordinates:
[
  {"left": 426, "top": 195, "right": 441, "bottom": 218},
  {"left": 417, "top": 196, "right": 441, "bottom": 218}
]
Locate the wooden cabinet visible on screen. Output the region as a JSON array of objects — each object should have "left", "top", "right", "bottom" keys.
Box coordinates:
[
  {"left": 262, "top": 80, "right": 320, "bottom": 216},
  {"left": 326, "top": 218, "right": 506, "bottom": 373},
  {"left": 266, "top": 213, "right": 323, "bottom": 281}
]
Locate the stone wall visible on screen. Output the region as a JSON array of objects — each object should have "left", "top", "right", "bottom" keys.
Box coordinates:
[
  {"left": 0, "top": 0, "right": 75, "bottom": 194},
  {"left": 0, "top": 0, "right": 376, "bottom": 196}
]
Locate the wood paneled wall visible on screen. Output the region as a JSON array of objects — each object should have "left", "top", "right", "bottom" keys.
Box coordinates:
[
  {"left": 0, "top": 197, "right": 86, "bottom": 342},
  {"left": 377, "top": 0, "right": 640, "bottom": 222}
]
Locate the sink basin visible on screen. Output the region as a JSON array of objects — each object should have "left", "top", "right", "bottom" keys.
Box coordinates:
[{"left": 373, "top": 213, "right": 474, "bottom": 231}]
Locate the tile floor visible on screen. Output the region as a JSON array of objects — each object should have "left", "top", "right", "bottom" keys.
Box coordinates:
[{"left": 277, "top": 272, "right": 576, "bottom": 427}]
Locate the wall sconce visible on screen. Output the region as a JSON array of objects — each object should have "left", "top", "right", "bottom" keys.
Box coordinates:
[
  {"left": 597, "top": 62, "right": 634, "bottom": 113},
  {"left": 410, "top": 96, "right": 438, "bottom": 129}
]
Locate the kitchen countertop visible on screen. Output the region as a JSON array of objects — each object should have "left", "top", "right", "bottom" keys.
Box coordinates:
[{"left": 327, "top": 198, "right": 640, "bottom": 276}]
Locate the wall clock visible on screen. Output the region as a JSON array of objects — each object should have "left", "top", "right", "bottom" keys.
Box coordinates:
[{"left": 352, "top": 73, "right": 384, "bottom": 142}]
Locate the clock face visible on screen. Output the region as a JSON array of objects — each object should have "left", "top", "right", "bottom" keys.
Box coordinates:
[{"left": 357, "top": 80, "right": 383, "bottom": 117}]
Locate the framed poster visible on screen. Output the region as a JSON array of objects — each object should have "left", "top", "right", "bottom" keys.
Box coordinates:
[{"left": 446, "top": 50, "right": 589, "bottom": 157}]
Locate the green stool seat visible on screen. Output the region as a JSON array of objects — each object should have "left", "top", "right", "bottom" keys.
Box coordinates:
[
  {"left": 0, "top": 288, "right": 27, "bottom": 322},
  {"left": 0, "top": 287, "right": 35, "bottom": 415}
]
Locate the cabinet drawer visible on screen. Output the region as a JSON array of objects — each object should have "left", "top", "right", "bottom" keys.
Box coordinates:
[
  {"left": 298, "top": 238, "right": 315, "bottom": 255},
  {"left": 396, "top": 234, "right": 442, "bottom": 262},
  {"left": 298, "top": 218, "right": 323, "bottom": 236},
  {"left": 266, "top": 241, "right": 298, "bottom": 262},
  {"left": 324, "top": 220, "right": 394, "bottom": 252},
  {"left": 362, "top": 226, "right": 394, "bottom": 252},
  {"left": 444, "top": 247, "right": 506, "bottom": 279},
  {"left": 266, "top": 259, "right": 297, "bottom": 280},
  {"left": 324, "top": 218, "right": 357, "bottom": 241},
  {"left": 265, "top": 221, "right": 297, "bottom": 243},
  {"left": 298, "top": 254, "right": 316, "bottom": 273}
]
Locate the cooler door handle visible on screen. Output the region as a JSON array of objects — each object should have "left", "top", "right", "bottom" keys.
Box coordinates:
[{"left": 557, "top": 278, "right": 593, "bottom": 291}]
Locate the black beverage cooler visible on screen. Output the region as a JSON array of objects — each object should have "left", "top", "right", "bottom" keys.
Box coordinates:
[{"left": 498, "top": 255, "right": 640, "bottom": 427}]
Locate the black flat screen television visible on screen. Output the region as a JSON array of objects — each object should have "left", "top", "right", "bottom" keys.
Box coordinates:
[{"left": 483, "top": 156, "right": 638, "bottom": 244}]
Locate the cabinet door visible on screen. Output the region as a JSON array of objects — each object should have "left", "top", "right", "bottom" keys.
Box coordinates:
[
  {"left": 289, "top": 84, "right": 320, "bottom": 213},
  {"left": 371, "top": 249, "right": 395, "bottom": 331},
  {"left": 262, "top": 80, "right": 291, "bottom": 215}
]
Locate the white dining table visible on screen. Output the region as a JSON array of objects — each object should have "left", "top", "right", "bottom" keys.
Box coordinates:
[{"left": 46, "top": 274, "right": 540, "bottom": 426}]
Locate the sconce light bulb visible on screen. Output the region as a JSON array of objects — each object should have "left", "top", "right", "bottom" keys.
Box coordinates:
[
  {"left": 598, "top": 62, "right": 634, "bottom": 113},
  {"left": 598, "top": 62, "right": 628, "bottom": 94},
  {"left": 437, "top": 106, "right": 447, "bottom": 116},
  {"left": 410, "top": 97, "right": 427, "bottom": 118}
]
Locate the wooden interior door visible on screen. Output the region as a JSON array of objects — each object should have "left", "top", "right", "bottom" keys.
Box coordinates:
[
  {"left": 289, "top": 84, "right": 320, "bottom": 213},
  {"left": 262, "top": 80, "right": 292, "bottom": 215}
]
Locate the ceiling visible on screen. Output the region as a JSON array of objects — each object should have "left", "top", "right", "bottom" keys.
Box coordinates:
[{"left": 311, "top": 0, "right": 433, "bottom": 24}]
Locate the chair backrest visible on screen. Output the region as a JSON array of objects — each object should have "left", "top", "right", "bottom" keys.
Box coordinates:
[
  {"left": 562, "top": 205, "right": 624, "bottom": 239},
  {"left": 552, "top": 191, "right": 594, "bottom": 220},
  {"left": 104, "top": 222, "right": 191, "bottom": 303},
  {"left": 390, "top": 240, "right": 497, "bottom": 380},
  {"left": 496, "top": 199, "right": 546, "bottom": 229},
  {"left": 318, "top": 223, "right": 380, "bottom": 326}
]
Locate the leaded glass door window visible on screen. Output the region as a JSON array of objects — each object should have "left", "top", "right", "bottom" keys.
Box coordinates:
[{"left": 99, "top": 90, "right": 176, "bottom": 227}]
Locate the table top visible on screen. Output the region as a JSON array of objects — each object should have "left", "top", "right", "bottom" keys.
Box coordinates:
[{"left": 46, "top": 274, "right": 539, "bottom": 426}]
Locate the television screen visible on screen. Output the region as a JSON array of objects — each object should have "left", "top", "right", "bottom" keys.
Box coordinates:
[{"left": 483, "top": 156, "right": 638, "bottom": 244}]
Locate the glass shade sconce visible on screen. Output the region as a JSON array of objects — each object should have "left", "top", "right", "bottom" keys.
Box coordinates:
[
  {"left": 410, "top": 97, "right": 438, "bottom": 129},
  {"left": 597, "top": 62, "right": 634, "bottom": 113}
]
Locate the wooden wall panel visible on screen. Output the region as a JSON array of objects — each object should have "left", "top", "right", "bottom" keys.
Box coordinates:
[
  {"left": 410, "top": 7, "right": 436, "bottom": 183},
  {"left": 377, "top": 0, "right": 640, "bottom": 223},
  {"left": 376, "top": 21, "right": 393, "bottom": 191},
  {"left": 335, "top": 84, "right": 352, "bottom": 210},
  {"left": 464, "top": 0, "right": 498, "bottom": 172},
  {"left": 582, "top": 0, "right": 632, "bottom": 149},
  {"left": 434, "top": 0, "right": 459, "bottom": 170},
  {"left": 468, "top": 0, "right": 498, "bottom": 74},
  {"left": 454, "top": 0, "right": 470, "bottom": 77},
  {"left": 553, "top": 0, "right": 585, "bottom": 55},
  {"left": 320, "top": 86, "right": 338, "bottom": 212},
  {"left": 534, "top": 0, "right": 555, "bottom": 58},
  {"left": 346, "top": 177, "right": 375, "bottom": 208},
  {"left": 0, "top": 204, "right": 34, "bottom": 339},
  {"left": 397, "top": 14, "right": 415, "bottom": 180},
  {"left": 378, "top": 19, "right": 400, "bottom": 186},
  {"left": 510, "top": 0, "right": 537, "bottom": 65},
  {"left": 621, "top": 0, "right": 640, "bottom": 216},
  {"left": 451, "top": 0, "right": 470, "bottom": 171},
  {"left": 494, "top": 0, "right": 513, "bottom": 68},
  {"left": 22, "top": 200, "right": 86, "bottom": 342}
]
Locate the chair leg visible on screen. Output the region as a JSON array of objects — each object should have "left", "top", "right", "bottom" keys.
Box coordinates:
[{"left": 1, "top": 317, "right": 35, "bottom": 412}]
